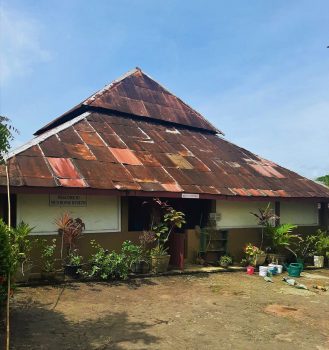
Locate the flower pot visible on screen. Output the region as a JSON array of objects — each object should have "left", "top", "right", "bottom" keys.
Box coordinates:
[
  {"left": 151, "top": 255, "right": 170, "bottom": 273},
  {"left": 252, "top": 253, "right": 266, "bottom": 266},
  {"left": 314, "top": 255, "right": 324, "bottom": 268},
  {"left": 267, "top": 253, "right": 286, "bottom": 265},
  {"left": 247, "top": 266, "right": 255, "bottom": 275},
  {"left": 64, "top": 265, "right": 81, "bottom": 279},
  {"left": 131, "top": 261, "right": 150, "bottom": 274}
]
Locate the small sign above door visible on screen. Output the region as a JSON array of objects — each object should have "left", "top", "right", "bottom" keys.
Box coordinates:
[
  {"left": 49, "top": 194, "right": 87, "bottom": 207},
  {"left": 182, "top": 193, "right": 200, "bottom": 199}
]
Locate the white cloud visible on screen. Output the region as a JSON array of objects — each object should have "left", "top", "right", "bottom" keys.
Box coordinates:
[{"left": 0, "top": 6, "right": 51, "bottom": 86}]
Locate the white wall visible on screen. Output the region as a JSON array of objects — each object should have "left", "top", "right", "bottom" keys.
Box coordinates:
[
  {"left": 216, "top": 201, "right": 274, "bottom": 229},
  {"left": 17, "top": 194, "right": 121, "bottom": 235},
  {"left": 216, "top": 200, "right": 319, "bottom": 228},
  {"left": 280, "top": 201, "right": 318, "bottom": 226}
]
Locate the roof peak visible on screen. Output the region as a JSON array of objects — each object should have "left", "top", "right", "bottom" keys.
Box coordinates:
[{"left": 34, "top": 68, "right": 222, "bottom": 136}]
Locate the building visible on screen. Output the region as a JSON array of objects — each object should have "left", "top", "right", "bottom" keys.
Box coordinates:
[{"left": 1, "top": 68, "right": 328, "bottom": 263}]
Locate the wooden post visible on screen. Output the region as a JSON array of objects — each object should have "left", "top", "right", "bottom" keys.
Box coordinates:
[{"left": 5, "top": 163, "right": 11, "bottom": 350}]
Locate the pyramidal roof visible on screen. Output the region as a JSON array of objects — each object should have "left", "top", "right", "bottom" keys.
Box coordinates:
[{"left": 34, "top": 68, "right": 221, "bottom": 135}]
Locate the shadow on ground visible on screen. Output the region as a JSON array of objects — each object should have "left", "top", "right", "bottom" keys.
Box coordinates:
[{"left": 11, "top": 299, "right": 160, "bottom": 350}]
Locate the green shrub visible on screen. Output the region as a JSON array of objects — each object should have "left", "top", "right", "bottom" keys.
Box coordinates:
[
  {"left": 85, "top": 240, "right": 128, "bottom": 280},
  {"left": 39, "top": 238, "right": 57, "bottom": 272},
  {"left": 0, "top": 220, "right": 11, "bottom": 303}
]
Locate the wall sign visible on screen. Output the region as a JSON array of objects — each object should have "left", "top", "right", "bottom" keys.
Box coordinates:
[
  {"left": 182, "top": 193, "right": 200, "bottom": 199},
  {"left": 49, "top": 194, "right": 87, "bottom": 207}
]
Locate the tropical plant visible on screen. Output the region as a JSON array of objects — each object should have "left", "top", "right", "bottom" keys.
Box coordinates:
[
  {"left": 265, "top": 223, "right": 298, "bottom": 253},
  {"left": 250, "top": 203, "right": 278, "bottom": 249},
  {"left": 315, "top": 230, "right": 329, "bottom": 256},
  {"left": 39, "top": 239, "right": 57, "bottom": 273},
  {"left": 150, "top": 198, "right": 186, "bottom": 256},
  {"left": 55, "top": 213, "right": 85, "bottom": 258},
  {"left": 290, "top": 234, "right": 319, "bottom": 260},
  {"left": 10, "top": 221, "right": 35, "bottom": 273}
]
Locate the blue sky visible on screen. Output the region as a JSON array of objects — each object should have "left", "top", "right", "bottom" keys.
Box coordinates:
[{"left": 0, "top": 0, "right": 328, "bottom": 179}]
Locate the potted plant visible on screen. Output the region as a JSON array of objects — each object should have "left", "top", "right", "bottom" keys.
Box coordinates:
[
  {"left": 219, "top": 255, "right": 233, "bottom": 268},
  {"left": 265, "top": 223, "right": 298, "bottom": 264},
  {"left": 314, "top": 230, "right": 329, "bottom": 268},
  {"left": 55, "top": 213, "right": 85, "bottom": 278},
  {"left": 64, "top": 249, "right": 83, "bottom": 278},
  {"left": 12, "top": 221, "right": 35, "bottom": 283},
  {"left": 130, "top": 231, "right": 154, "bottom": 274},
  {"left": 250, "top": 203, "right": 278, "bottom": 250},
  {"left": 244, "top": 243, "right": 266, "bottom": 266},
  {"left": 149, "top": 198, "right": 186, "bottom": 273}
]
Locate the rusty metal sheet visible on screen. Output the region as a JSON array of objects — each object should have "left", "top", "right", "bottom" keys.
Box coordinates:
[
  {"left": 59, "top": 178, "right": 86, "bottom": 187},
  {"left": 6, "top": 106, "right": 329, "bottom": 199},
  {"left": 40, "top": 136, "right": 68, "bottom": 158},
  {"left": 139, "top": 182, "right": 165, "bottom": 191},
  {"left": 134, "top": 151, "right": 161, "bottom": 167},
  {"left": 18, "top": 145, "right": 43, "bottom": 157},
  {"left": 161, "top": 183, "right": 183, "bottom": 192},
  {"left": 47, "top": 158, "right": 81, "bottom": 179},
  {"left": 23, "top": 177, "right": 57, "bottom": 187},
  {"left": 87, "top": 120, "right": 115, "bottom": 134},
  {"left": 125, "top": 165, "right": 157, "bottom": 182},
  {"left": 109, "top": 148, "right": 142, "bottom": 165},
  {"left": 184, "top": 156, "right": 210, "bottom": 172},
  {"left": 64, "top": 143, "right": 96, "bottom": 160},
  {"left": 74, "top": 120, "right": 94, "bottom": 132},
  {"left": 74, "top": 159, "right": 133, "bottom": 182},
  {"left": 77, "top": 131, "right": 105, "bottom": 147},
  {"left": 58, "top": 127, "right": 83, "bottom": 144},
  {"left": 110, "top": 124, "right": 146, "bottom": 138},
  {"left": 112, "top": 181, "right": 141, "bottom": 190},
  {"left": 16, "top": 156, "right": 53, "bottom": 179},
  {"left": 88, "top": 146, "right": 117, "bottom": 163},
  {"left": 98, "top": 133, "right": 126, "bottom": 148},
  {"left": 166, "top": 154, "right": 193, "bottom": 170}
]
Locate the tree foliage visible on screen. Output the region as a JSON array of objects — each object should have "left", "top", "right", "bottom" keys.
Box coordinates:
[
  {"left": 0, "top": 116, "right": 18, "bottom": 164},
  {"left": 316, "top": 175, "right": 329, "bottom": 187}
]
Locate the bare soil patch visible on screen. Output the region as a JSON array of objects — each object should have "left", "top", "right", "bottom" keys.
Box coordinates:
[{"left": 6, "top": 269, "right": 329, "bottom": 350}]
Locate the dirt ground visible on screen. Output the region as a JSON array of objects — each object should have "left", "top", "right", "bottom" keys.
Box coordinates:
[{"left": 7, "top": 269, "right": 329, "bottom": 350}]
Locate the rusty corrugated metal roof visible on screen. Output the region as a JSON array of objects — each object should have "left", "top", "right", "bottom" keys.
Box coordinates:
[
  {"left": 34, "top": 68, "right": 220, "bottom": 136},
  {"left": 2, "top": 110, "right": 329, "bottom": 199}
]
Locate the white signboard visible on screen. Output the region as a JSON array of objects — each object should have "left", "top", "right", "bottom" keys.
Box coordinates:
[
  {"left": 182, "top": 193, "right": 200, "bottom": 199},
  {"left": 49, "top": 194, "right": 87, "bottom": 207}
]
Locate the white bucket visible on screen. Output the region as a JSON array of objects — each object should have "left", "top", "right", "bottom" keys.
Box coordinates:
[
  {"left": 269, "top": 263, "right": 283, "bottom": 274},
  {"left": 259, "top": 266, "right": 268, "bottom": 277},
  {"left": 314, "top": 256, "right": 324, "bottom": 268}
]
